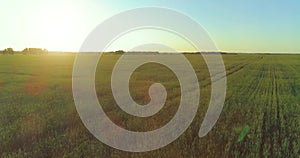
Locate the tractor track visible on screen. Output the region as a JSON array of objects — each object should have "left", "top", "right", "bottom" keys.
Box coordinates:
[
  {"left": 260, "top": 111, "right": 267, "bottom": 158},
  {"left": 274, "top": 66, "right": 283, "bottom": 155}
]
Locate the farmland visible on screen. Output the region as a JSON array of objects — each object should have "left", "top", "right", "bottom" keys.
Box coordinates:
[{"left": 0, "top": 53, "right": 299, "bottom": 157}]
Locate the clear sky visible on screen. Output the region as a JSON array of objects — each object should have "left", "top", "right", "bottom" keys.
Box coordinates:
[{"left": 1, "top": 0, "right": 299, "bottom": 53}]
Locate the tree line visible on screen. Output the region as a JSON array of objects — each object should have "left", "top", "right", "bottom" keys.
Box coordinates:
[{"left": 0, "top": 48, "right": 48, "bottom": 55}]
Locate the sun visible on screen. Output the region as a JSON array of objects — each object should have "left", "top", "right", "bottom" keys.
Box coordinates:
[{"left": 27, "top": 2, "right": 84, "bottom": 51}]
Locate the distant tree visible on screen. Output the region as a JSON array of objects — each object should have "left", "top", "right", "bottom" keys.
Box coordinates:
[
  {"left": 115, "top": 50, "right": 125, "bottom": 54},
  {"left": 3, "top": 48, "right": 14, "bottom": 55},
  {"left": 22, "top": 48, "right": 48, "bottom": 55},
  {"left": 22, "top": 48, "right": 29, "bottom": 55}
]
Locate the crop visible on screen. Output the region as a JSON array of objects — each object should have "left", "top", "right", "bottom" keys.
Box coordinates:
[{"left": 0, "top": 53, "right": 299, "bottom": 157}]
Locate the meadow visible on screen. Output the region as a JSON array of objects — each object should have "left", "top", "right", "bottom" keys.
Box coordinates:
[{"left": 0, "top": 53, "right": 299, "bottom": 157}]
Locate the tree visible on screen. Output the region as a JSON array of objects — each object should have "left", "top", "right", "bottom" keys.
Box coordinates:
[
  {"left": 115, "top": 50, "right": 125, "bottom": 54},
  {"left": 3, "top": 48, "right": 14, "bottom": 55}
]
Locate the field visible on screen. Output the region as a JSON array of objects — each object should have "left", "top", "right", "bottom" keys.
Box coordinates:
[{"left": 0, "top": 53, "right": 299, "bottom": 157}]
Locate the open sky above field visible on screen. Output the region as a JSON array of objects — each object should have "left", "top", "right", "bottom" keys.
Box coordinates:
[{"left": 1, "top": 0, "right": 300, "bottom": 53}]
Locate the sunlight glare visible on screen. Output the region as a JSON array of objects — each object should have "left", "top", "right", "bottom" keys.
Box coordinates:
[{"left": 27, "top": 2, "right": 83, "bottom": 51}]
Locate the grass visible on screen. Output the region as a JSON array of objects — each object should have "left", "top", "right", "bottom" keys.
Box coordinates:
[{"left": 0, "top": 53, "right": 299, "bottom": 157}]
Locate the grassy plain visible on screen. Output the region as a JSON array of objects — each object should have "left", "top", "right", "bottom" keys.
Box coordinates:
[{"left": 0, "top": 53, "right": 299, "bottom": 157}]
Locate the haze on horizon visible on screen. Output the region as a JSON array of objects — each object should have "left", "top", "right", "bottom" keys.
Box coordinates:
[{"left": 1, "top": 0, "right": 300, "bottom": 53}]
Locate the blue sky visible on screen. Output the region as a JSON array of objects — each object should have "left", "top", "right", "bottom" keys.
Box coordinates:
[{"left": 0, "top": 0, "right": 299, "bottom": 52}]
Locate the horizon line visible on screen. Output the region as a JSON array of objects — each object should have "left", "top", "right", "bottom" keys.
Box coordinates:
[
  {"left": 3, "top": 50, "right": 300, "bottom": 55},
  {"left": 1, "top": 48, "right": 300, "bottom": 54}
]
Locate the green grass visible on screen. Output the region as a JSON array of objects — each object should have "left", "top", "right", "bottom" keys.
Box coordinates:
[{"left": 0, "top": 53, "right": 299, "bottom": 157}]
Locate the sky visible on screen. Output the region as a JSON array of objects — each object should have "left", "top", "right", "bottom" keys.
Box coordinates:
[{"left": 0, "top": 0, "right": 299, "bottom": 53}]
